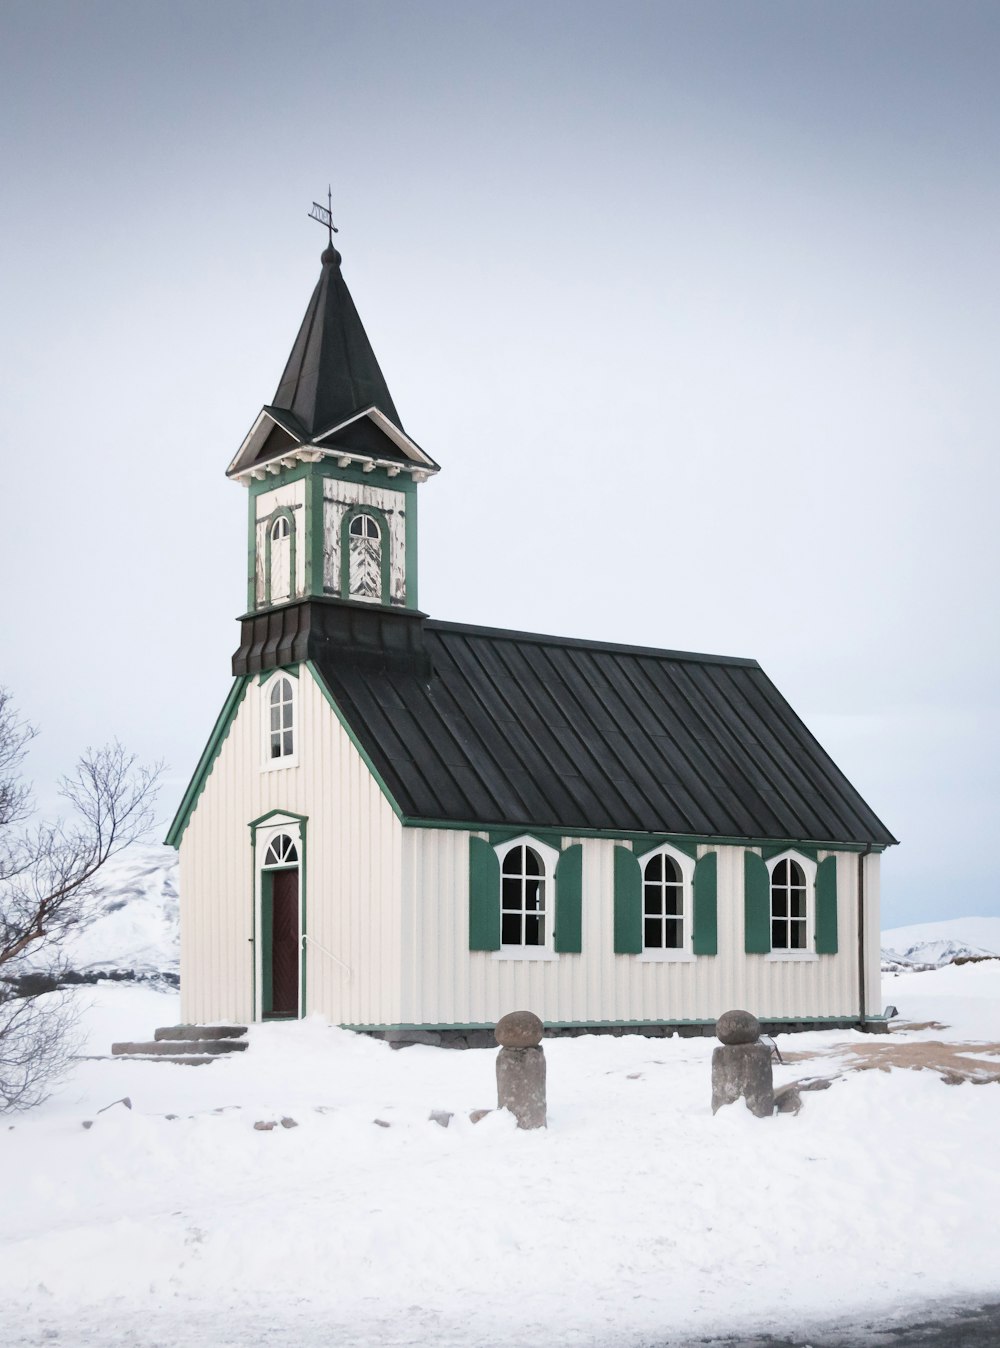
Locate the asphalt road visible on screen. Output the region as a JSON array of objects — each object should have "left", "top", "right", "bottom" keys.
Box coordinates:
[{"left": 686, "top": 1300, "right": 1000, "bottom": 1348}]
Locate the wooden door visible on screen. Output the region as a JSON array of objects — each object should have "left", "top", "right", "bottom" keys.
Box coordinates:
[{"left": 264, "top": 868, "right": 299, "bottom": 1018}]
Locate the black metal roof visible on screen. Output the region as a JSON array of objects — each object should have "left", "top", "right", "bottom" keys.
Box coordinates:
[
  {"left": 313, "top": 619, "right": 897, "bottom": 846},
  {"left": 270, "top": 244, "right": 403, "bottom": 443}
]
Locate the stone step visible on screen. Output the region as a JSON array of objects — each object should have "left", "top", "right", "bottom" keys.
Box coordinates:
[
  {"left": 154, "top": 1024, "right": 248, "bottom": 1042},
  {"left": 110, "top": 1053, "right": 217, "bottom": 1066},
  {"left": 111, "top": 1038, "right": 248, "bottom": 1057}
]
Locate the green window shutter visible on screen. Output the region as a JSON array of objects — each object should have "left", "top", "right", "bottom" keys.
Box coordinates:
[
  {"left": 554, "top": 844, "right": 583, "bottom": 953},
  {"left": 692, "top": 852, "right": 718, "bottom": 955},
  {"left": 613, "top": 846, "right": 642, "bottom": 954},
  {"left": 468, "top": 836, "right": 500, "bottom": 950},
  {"left": 815, "top": 856, "right": 839, "bottom": 954},
  {"left": 744, "top": 851, "right": 771, "bottom": 953}
]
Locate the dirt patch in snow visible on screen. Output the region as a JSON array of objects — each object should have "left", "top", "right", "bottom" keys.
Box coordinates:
[{"left": 783, "top": 1040, "right": 1000, "bottom": 1085}]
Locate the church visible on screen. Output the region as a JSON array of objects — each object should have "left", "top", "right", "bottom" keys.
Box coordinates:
[{"left": 166, "top": 233, "right": 896, "bottom": 1042}]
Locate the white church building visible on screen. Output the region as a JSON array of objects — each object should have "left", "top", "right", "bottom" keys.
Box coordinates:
[{"left": 166, "top": 235, "right": 896, "bottom": 1043}]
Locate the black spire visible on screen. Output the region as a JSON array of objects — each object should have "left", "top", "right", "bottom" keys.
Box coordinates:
[{"left": 271, "top": 246, "right": 402, "bottom": 437}]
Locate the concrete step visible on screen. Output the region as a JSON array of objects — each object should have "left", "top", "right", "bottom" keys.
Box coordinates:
[
  {"left": 110, "top": 1053, "right": 217, "bottom": 1066},
  {"left": 111, "top": 1038, "right": 248, "bottom": 1057},
  {"left": 154, "top": 1024, "right": 248, "bottom": 1042}
]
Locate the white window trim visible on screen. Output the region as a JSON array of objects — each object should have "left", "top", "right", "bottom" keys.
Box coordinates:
[
  {"left": 491, "top": 834, "right": 561, "bottom": 962},
  {"left": 635, "top": 842, "right": 696, "bottom": 960},
  {"left": 261, "top": 671, "right": 299, "bottom": 772},
  {"left": 764, "top": 849, "right": 817, "bottom": 961}
]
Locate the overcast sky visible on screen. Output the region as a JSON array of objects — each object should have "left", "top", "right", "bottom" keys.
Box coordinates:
[{"left": 2, "top": 1, "right": 997, "bottom": 927}]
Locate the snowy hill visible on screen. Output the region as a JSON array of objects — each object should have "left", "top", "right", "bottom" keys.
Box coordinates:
[
  {"left": 56, "top": 843, "right": 179, "bottom": 986},
  {"left": 881, "top": 915, "right": 1000, "bottom": 970}
]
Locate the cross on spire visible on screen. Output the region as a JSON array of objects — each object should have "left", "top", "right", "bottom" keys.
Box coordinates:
[{"left": 308, "top": 187, "right": 339, "bottom": 247}]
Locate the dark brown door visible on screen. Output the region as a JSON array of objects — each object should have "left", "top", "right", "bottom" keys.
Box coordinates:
[{"left": 270, "top": 868, "right": 299, "bottom": 1017}]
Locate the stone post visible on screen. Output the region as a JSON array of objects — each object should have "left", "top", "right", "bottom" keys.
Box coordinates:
[
  {"left": 495, "top": 1011, "right": 546, "bottom": 1129},
  {"left": 711, "top": 1009, "right": 774, "bottom": 1118}
]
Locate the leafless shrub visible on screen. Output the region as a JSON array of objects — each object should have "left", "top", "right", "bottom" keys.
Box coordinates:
[{"left": 0, "top": 688, "right": 161, "bottom": 1112}]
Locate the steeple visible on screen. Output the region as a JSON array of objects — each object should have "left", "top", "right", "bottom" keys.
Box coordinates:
[
  {"left": 272, "top": 243, "right": 402, "bottom": 437},
  {"left": 226, "top": 243, "right": 437, "bottom": 482},
  {"left": 229, "top": 232, "right": 438, "bottom": 674}
]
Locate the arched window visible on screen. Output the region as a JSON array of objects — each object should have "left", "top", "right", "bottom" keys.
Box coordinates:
[
  {"left": 268, "top": 676, "right": 295, "bottom": 761},
  {"left": 347, "top": 512, "right": 383, "bottom": 601},
  {"left": 268, "top": 512, "right": 293, "bottom": 604},
  {"left": 771, "top": 858, "right": 808, "bottom": 950},
  {"left": 643, "top": 852, "right": 684, "bottom": 950},
  {"left": 263, "top": 832, "right": 298, "bottom": 867},
  {"left": 501, "top": 844, "right": 546, "bottom": 947}
]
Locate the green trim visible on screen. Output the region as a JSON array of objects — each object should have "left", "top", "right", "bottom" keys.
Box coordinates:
[
  {"left": 253, "top": 813, "right": 308, "bottom": 1020},
  {"left": 249, "top": 806, "right": 310, "bottom": 835},
  {"left": 305, "top": 660, "right": 404, "bottom": 820},
  {"left": 815, "top": 855, "right": 839, "bottom": 955},
  {"left": 630, "top": 834, "right": 699, "bottom": 860},
  {"left": 692, "top": 852, "right": 718, "bottom": 956},
  {"left": 341, "top": 1015, "right": 875, "bottom": 1032},
  {"left": 339, "top": 503, "right": 392, "bottom": 605},
  {"left": 488, "top": 827, "right": 566, "bottom": 849},
  {"left": 165, "top": 678, "right": 250, "bottom": 847},
  {"left": 744, "top": 851, "right": 772, "bottom": 953},
  {"left": 613, "top": 845, "right": 642, "bottom": 954},
  {"left": 404, "top": 482, "right": 418, "bottom": 609},
  {"left": 468, "top": 836, "right": 501, "bottom": 950},
  {"left": 305, "top": 469, "right": 325, "bottom": 598},
  {"left": 400, "top": 816, "right": 886, "bottom": 853},
  {"left": 257, "top": 665, "right": 299, "bottom": 685},
  {"left": 554, "top": 844, "right": 583, "bottom": 953},
  {"left": 761, "top": 843, "right": 818, "bottom": 863}
]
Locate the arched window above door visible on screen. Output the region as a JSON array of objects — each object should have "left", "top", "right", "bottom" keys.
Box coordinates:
[{"left": 263, "top": 832, "right": 298, "bottom": 867}]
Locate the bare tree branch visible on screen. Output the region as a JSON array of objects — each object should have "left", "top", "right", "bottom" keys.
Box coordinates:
[{"left": 0, "top": 691, "right": 162, "bottom": 1112}]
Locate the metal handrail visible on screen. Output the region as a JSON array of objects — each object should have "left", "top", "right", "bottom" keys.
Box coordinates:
[{"left": 301, "top": 932, "right": 352, "bottom": 979}]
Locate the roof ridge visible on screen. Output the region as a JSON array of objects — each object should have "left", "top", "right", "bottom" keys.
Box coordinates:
[{"left": 423, "top": 619, "right": 760, "bottom": 669}]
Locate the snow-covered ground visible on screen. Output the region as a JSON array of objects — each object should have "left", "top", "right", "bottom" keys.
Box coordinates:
[
  {"left": 3, "top": 852, "right": 999, "bottom": 1346},
  {"left": 2, "top": 964, "right": 999, "bottom": 1347}
]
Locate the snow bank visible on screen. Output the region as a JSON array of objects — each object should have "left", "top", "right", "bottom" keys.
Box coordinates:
[{"left": 2, "top": 964, "right": 1000, "bottom": 1346}]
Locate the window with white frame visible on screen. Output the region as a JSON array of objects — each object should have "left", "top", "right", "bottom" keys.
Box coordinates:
[
  {"left": 764, "top": 850, "right": 818, "bottom": 956},
  {"left": 638, "top": 843, "right": 695, "bottom": 957},
  {"left": 267, "top": 676, "right": 295, "bottom": 763},
  {"left": 501, "top": 844, "right": 546, "bottom": 946},
  {"left": 643, "top": 852, "right": 684, "bottom": 949},
  {"left": 770, "top": 857, "right": 807, "bottom": 950}
]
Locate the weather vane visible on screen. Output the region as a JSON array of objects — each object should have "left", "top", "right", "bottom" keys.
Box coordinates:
[{"left": 308, "top": 187, "right": 339, "bottom": 247}]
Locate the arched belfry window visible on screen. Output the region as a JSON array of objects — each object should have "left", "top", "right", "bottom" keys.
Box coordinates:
[
  {"left": 347, "top": 512, "right": 383, "bottom": 601},
  {"left": 263, "top": 833, "right": 298, "bottom": 867},
  {"left": 268, "top": 677, "right": 295, "bottom": 761},
  {"left": 268, "top": 513, "right": 293, "bottom": 604}
]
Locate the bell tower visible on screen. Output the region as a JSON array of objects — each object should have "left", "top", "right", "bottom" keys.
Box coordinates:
[{"left": 227, "top": 239, "right": 439, "bottom": 676}]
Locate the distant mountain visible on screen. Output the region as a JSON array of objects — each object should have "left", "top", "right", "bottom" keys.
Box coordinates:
[
  {"left": 881, "top": 916, "right": 1000, "bottom": 971},
  {"left": 50, "top": 844, "right": 179, "bottom": 987}
]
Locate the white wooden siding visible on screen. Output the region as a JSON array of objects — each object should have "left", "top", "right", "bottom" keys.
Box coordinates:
[
  {"left": 254, "top": 481, "right": 306, "bottom": 605},
  {"left": 179, "top": 667, "right": 402, "bottom": 1026},
  {"left": 322, "top": 480, "right": 407, "bottom": 605},
  {"left": 400, "top": 833, "right": 875, "bottom": 1027}
]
